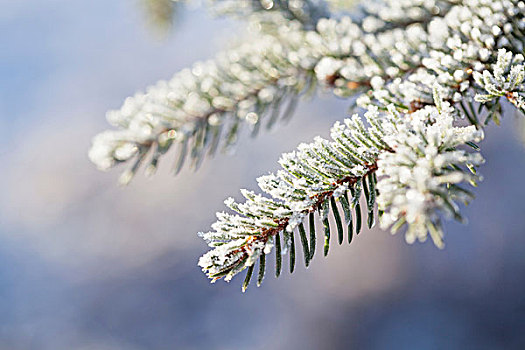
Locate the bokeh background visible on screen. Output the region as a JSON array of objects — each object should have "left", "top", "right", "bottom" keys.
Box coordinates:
[{"left": 1, "top": 1, "right": 525, "bottom": 349}]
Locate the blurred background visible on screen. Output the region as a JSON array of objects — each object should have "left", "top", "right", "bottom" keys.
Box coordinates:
[{"left": 1, "top": 1, "right": 525, "bottom": 349}]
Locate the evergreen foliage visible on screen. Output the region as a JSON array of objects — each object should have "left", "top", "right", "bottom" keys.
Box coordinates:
[{"left": 89, "top": 0, "right": 525, "bottom": 291}]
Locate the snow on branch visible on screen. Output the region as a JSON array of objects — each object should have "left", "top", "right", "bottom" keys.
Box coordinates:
[
  {"left": 349, "top": 0, "right": 524, "bottom": 130},
  {"left": 198, "top": 91, "right": 483, "bottom": 291},
  {"left": 474, "top": 49, "right": 525, "bottom": 113},
  {"left": 90, "top": 0, "right": 525, "bottom": 292},
  {"left": 89, "top": 17, "right": 316, "bottom": 184},
  {"left": 90, "top": 0, "right": 487, "bottom": 184}
]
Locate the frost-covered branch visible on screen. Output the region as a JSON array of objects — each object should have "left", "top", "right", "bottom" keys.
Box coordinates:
[
  {"left": 474, "top": 49, "right": 525, "bottom": 113},
  {"left": 376, "top": 94, "right": 484, "bottom": 248},
  {"left": 90, "top": 0, "right": 478, "bottom": 183},
  {"left": 323, "top": 0, "right": 524, "bottom": 109},
  {"left": 91, "top": 0, "right": 473, "bottom": 183},
  {"left": 197, "top": 0, "right": 523, "bottom": 291},
  {"left": 198, "top": 91, "right": 483, "bottom": 290},
  {"left": 91, "top": 8, "right": 439, "bottom": 181},
  {"left": 89, "top": 18, "right": 316, "bottom": 184},
  {"left": 92, "top": 0, "right": 525, "bottom": 292}
]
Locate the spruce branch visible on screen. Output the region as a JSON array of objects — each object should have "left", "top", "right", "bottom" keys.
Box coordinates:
[
  {"left": 474, "top": 49, "right": 525, "bottom": 113},
  {"left": 198, "top": 91, "right": 483, "bottom": 290},
  {"left": 352, "top": 0, "right": 524, "bottom": 126},
  {"left": 92, "top": 0, "right": 483, "bottom": 183},
  {"left": 89, "top": 18, "right": 316, "bottom": 184},
  {"left": 90, "top": 2, "right": 454, "bottom": 183},
  {"left": 90, "top": 0, "right": 525, "bottom": 292}
]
